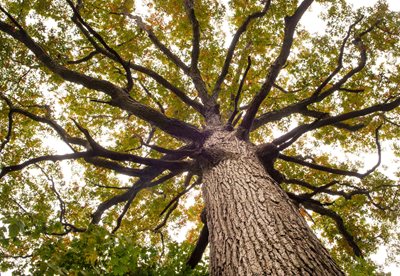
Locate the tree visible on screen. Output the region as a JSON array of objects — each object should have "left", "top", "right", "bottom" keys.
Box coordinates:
[{"left": 0, "top": 0, "right": 399, "bottom": 274}]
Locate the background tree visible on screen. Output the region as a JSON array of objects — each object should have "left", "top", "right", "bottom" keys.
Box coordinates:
[{"left": 0, "top": 0, "right": 399, "bottom": 274}]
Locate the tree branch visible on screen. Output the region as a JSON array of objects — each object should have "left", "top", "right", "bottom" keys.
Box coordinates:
[
  {"left": 159, "top": 174, "right": 201, "bottom": 217},
  {"left": 67, "top": 50, "right": 99, "bottom": 64},
  {"left": 272, "top": 83, "right": 302, "bottom": 94},
  {"left": 83, "top": 157, "right": 146, "bottom": 177},
  {"left": 212, "top": 0, "right": 271, "bottom": 99},
  {"left": 112, "top": 170, "right": 184, "bottom": 233},
  {"left": 300, "top": 108, "right": 365, "bottom": 131},
  {"left": 273, "top": 96, "right": 396, "bottom": 150},
  {"left": 227, "top": 56, "right": 251, "bottom": 127},
  {"left": 289, "top": 193, "right": 363, "bottom": 257},
  {"left": 131, "top": 15, "right": 189, "bottom": 73},
  {"left": 0, "top": 102, "right": 13, "bottom": 153},
  {"left": 68, "top": 8, "right": 205, "bottom": 115},
  {"left": 73, "top": 120, "right": 191, "bottom": 171},
  {"left": 187, "top": 208, "right": 208, "bottom": 269},
  {"left": 154, "top": 201, "right": 179, "bottom": 232},
  {"left": 91, "top": 144, "right": 197, "bottom": 224},
  {"left": 11, "top": 106, "right": 87, "bottom": 149},
  {"left": 0, "top": 14, "right": 203, "bottom": 141},
  {"left": 184, "top": 0, "right": 200, "bottom": 72},
  {"left": 277, "top": 152, "right": 350, "bottom": 175},
  {"left": 0, "top": 152, "right": 89, "bottom": 179},
  {"left": 65, "top": 0, "right": 133, "bottom": 92},
  {"left": 181, "top": 0, "right": 217, "bottom": 112},
  {"left": 311, "top": 16, "right": 363, "bottom": 98},
  {"left": 133, "top": 65, "right": 206, "bottom": 115},
  {"left": 279, "top": 125, "right": 382, "bottom": 180},
  {"left": 136, "top": 79, "right": 165, "bottom": 114},
  {"left": 238, "top": 0, "right": 313, "bottom": 138},
  {"left": 251, "top": 18, "right": 378, "bottom": 131}
]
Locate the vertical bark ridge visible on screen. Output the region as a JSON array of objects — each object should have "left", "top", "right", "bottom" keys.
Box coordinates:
[{"left": 201, "top": 131, "right": 343, "bottom": 275}]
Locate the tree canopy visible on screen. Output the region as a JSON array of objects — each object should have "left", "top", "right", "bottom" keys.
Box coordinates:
[{"left": 0, "top": 0, "right": 399, "bottom": 274}]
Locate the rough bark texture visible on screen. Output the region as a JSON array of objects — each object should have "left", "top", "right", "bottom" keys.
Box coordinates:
[{"left": 201, "top": 131, "right": 344, "bottom": 275}]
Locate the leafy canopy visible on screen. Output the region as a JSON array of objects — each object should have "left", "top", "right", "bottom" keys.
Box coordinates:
[{"left": 0, "top": 0, "right": 400, "bottom": 274}]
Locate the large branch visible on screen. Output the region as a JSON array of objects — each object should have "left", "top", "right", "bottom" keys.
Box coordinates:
[
  {"left": 182, "top": 0, "right": 220, "bottom": 117},
  {"left": 68, "top": 7, "right": 205, "bottom": 115},
  {"left": 289, "top": 193, "right": 363, "bottom": 257},
  {"left": 65, "top": 0, "right": 133, "bottom": 92},
  {"left": 0, "top": 15, "right": 203, "bottom": 141},
  {"left": 0, "top": 150, "right": 147, "bottom": 181},
  {"left": 129, "top": 14, "right": 212, "bottom": 108},
  {"left": 273, "top": 96, "right": 397, "bottom": 149},
  {"left": 184, "top": 0, "right": 200, "bottom": 73},
  {"left": 70, "top": 5, "right": 207, "bottom": 117},
  {"left": 227, "top": 56, "right": 252, "bottom": 127},
  {"left": 74, "top": 121, "right": 191, "bottom": 171},
  {"left": 84, "top": 157, "right": 148, "bottom": 177},
  {"left": 134, "top": 65, "right": 205, "bottom": 115},
  {"left": 300, "top": 108, "right": 365, "bottom": 131},
  {"left": 91, "top": 144, "right": 197, "bottom": 224},
  {"left": 0, "top": 152, "right": 89, "bottom": 179},
  {"left": 212, "top": 0, "right": 271, "bottom": 99},
  {"left": 251, "top": 18, "right": 374, "bottom": 131},
  {"left": 278, "top": 125, "right": 381, "bottom": 179},
  {"left": 132, "top": 15, "right": 189, "bottom": 73},
  {"left": 238, "top": 0, "right": 314, "bottom": 138}
]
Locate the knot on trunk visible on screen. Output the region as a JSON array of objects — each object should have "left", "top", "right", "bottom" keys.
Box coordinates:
[
  {"left": 256, "top": 143, "right": 284, "bottom": 184},
  {"left": 199, "top": 131, "right": 256, "bottom": 169},
  {"left": 256, "top": 142, "right": 279, "bottom": 161}
]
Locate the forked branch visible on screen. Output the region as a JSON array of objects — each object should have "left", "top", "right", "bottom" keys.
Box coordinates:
[
  {"left": 65, "top": 0, "right": 133, "bottom": 92},
  {"left": 273, "top": 96, "right": 395, "bottom": 149},
  {"left": 0, "top": 152, "right": 89, "bottom": 179},
  {"left": 227, "top": 56, "right": 252, "bottom": 126},
  {"left": 91, "top": 144, "right": 197, "bottom": 224},
  {"left": 73, "top": 120, "right": 191, "bottom": 171},
  {"left": 0, "top": 11, "right": 203, "bottom": 141},
  {"left": 289, "top": 193, "right": 363, "bottom": 257},
  {"left": 212, "top": 0, "right": 271, "bottom": 98},
  {"left": 251, "top": 18, "right": 379, "bottom": 131},
  {"left": 279, "top": 125, "right": 381, "bottom": 179}
]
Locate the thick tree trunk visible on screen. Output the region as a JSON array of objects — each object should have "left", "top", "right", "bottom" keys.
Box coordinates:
[{"left": 201, "top": 131, "right": 343, "bottom": 275}]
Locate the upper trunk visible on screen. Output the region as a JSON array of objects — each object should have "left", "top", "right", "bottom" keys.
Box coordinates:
[{"left": 200, "top": 131, "right": 343, "bottom": 275}]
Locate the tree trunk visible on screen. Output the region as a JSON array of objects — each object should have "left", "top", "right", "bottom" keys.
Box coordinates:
[{"left": 201, "top": 131, "right": 343, "bottom": 275}]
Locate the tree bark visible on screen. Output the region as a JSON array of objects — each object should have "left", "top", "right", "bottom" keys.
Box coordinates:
[{"left": 201, "top": 131, "right": 343, "bottom": 275}]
